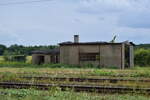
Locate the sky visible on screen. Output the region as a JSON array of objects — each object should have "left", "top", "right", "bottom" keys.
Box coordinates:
[{"left": 0, "top": 0, "right": 150, "bottom": 46}]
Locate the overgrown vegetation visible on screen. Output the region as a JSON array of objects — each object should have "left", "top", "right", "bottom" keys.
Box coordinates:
[
  {"left": 0, "top": 66, "right": 150, "bottom": 78},
  {"left": 3, "top": 55, "right": 26, "bottom": 62},
  {"left": 0, "top": 61, "right": 82, "bottom": 68},
  {"left": 0, "top": 89, "right": 149, "bottom": 100},
  {"left": 1, "top": 43, "right": 150, "bottom": 67},
  {"left": 0, "top": 44, "right": 149, "bottom": 100},
  {"left": 134, "top": 44, "right": 150, "bottom": 66},
  {"left": 0, "top": 71, "right": 150, "bottom": 88},
  {"left": 134, "top": 49, "right": 150, "bottom": 66}
]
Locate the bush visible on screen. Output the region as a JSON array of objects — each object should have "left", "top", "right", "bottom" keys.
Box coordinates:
[
  {"left": 3, "top": 55, "right": 26, "bottom": 62},
  {"left": 134, "top": 49, "right": 150, "bottom": 66},
  {"left": 89, "top": 69, "right": 115, "bottom": 76}
]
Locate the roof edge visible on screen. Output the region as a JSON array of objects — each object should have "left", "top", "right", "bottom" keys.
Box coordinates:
[{"left": 59, "top": 42, "right": 135, "bottom": 46}]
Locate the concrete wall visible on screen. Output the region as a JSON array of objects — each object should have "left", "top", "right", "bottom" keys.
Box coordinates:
[
  {"left": 32, "top": 54, "right": 37, "bottom": 64},
  {"left": 121, "top": 44, "right": 125, "bottom": 69},
  {"left": 79, "top": 45, "right": 100, "bottom": 66},
  {"left": 79, "top": 45, "right": 99, "bottom": 53},
  {"left": 60, "top": 45, "right": 79, "bottom": 65},
  {"left": 32, "top": 54, "right": 51, "bottom": 64},
  {"left": 100, "top": 44, "right": 123, "bottom": 69},
  {"left": 129, "top": 45, "right": 134, "bottom": 68},
  {"left": 44, "top": 55, "right": 51, "bottom": 64},
  {"left": 60, "top": 44, "right": 124, "bottom": 68}
]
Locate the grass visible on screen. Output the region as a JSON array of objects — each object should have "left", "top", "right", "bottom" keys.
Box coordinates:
[
  {"left": 0, "top": 65, "right": 149, "bottom": 88},
  {"left": 26, "top": 56, "right": 32, "bottom": 63},
  {"left": 0, "top": 56, "right": 4, "bottom": 61},
  {"left": 0, "top": 73, "right": 150, "bottom": 88},
  {"left": 0, "top": 76, "right": 149, "bottom": 88},
  {"left": 0, "top": 61, "right": 83, "bottom": 68},
  {"left": 0, "top": 62, "right": 150, "bottom": 78},
  {"left": 0, "top": 58, "right": 150, "bottom": 88},
  {"left": 90, "top": 67, "right": 150, "bottom": 77},
  {"left": 0, "top": 59, "right": 150, "bottom": 99},
  {"left": 0, "top": 88, "right": 149, "bottom": 100}
]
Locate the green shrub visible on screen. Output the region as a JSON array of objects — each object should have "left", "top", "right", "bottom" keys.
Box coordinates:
[
  {"left": 90, "top": 69, "right": 115, "bottom": 76},
  {"left": 82, "top": 63, "right": 98, "bottom": 68},
  {"left": 134, "top": 49, "right": 150, "bottom": 66},
  {"left": 0, "top": 89, "right": 149, "bottom": 100},
  {"left": 0, "top": 62, "right": 82, "bottom": 68},
  {"left": 3, "top": 55, "right": 26, "bottom": 62}
]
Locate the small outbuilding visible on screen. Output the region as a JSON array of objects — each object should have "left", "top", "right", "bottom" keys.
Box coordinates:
[
  {"left": 32, "top": 48, "right": 59, "bottom": 65},
  {"left": 32, "top": 35, "right": 134, "bottom": 69}
]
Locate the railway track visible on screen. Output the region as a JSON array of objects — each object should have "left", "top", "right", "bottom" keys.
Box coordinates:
[
  {"left": 22, "top": 76, "right": 150, "bottom": 83},
  {"left": 0, "top": 82, "right": 149, "bottom": 94}
]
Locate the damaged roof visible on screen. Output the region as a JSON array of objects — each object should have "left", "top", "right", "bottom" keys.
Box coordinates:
[
  {"left": 59, "top": 41, "right": 135, "bottom": 46},
  {"left": 31, "top": 48, "right": 60, "bottom": 55}
]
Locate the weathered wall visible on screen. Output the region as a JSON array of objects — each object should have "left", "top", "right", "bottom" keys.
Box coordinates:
[
  {"left": 121, "top": 44, "right": 125, "bottom": 69},
  {"left": 60, "top": 44, "right": 124, "bottom": 68},
  {"left": 68, "top": 46, "right": 79, "bottom": 65},
  {"left": 32, "top": 54, "right": 44, "bottom": 64},
  {"left": 32, "top": 53, "right": 60, "bottom": 64},
  {"left": 79, "top": 45, "right": 99, "bottom": 53},
  {"left": 60, "top": 46, "right": 70, "bottom": 64},
  {"left": 60, "top": 45, "right": 79, "bottom": 65},
  {"left": 129, "top": 45, "right": 134, "bottom": 68},
  {"left": 32, "top": 54, "right": 38, "bottom": 64},
  {"left": 100, "top": 44, "right": 123, "bottom": 68},
  {"left": 44, "top": 55, "right": 51, "bottom": 64},
  {"left": 79, "top": 45, "right": 100, "bottom": 66},
  {"left": 32, "top": 54, "right": 51, "bottom": 64}
]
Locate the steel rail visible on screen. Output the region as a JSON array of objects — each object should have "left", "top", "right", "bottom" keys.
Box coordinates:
[
  {"left": 0, "top": 82, "right": 149, "bottom": 94},
  {"left": 21, "top": 76, "right": 150, "bottom": 83}
]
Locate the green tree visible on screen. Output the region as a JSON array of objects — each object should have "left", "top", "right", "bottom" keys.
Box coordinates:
[
  {"left": 0, "top": 44, "right": 7, "bottom": 55},
  {"left": 134, "top": 49, "right": 150, "bottom": 66}
]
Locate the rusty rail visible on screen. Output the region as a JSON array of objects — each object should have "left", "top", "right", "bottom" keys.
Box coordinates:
[
  {"left": 21, "top": 76, "right": 150, "bottom": 83},
  {"left": 0, "top": 82, "right": 149, "bottom": 94}
]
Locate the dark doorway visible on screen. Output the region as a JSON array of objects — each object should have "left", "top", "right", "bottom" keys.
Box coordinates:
[
  {"left": 38, "top": 56, "right": 44, "bottom": 65},
  {"left": 55, "top": 55, "right": 59, "bottom": 63},
  {"left": 125, "top": 45, "right": 130, "bottom": 68}
]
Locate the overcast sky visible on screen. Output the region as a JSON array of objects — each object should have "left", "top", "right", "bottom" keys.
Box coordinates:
[{"left": 0, "top": 0, "right": 150, "bottom": 46}]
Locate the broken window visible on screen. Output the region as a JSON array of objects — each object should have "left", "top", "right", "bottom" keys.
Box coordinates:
[{"left": 79, "top": 53, "right": 99, "bottom": 61}]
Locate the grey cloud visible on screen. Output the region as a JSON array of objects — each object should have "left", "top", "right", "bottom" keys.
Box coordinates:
[
  {"left": 0, "top": 0, "right": 150, "bottom": 46},
  {"left": 77, "top": 0, "right": 150, "bottom": 29},
  {"left": 77, "top": 1, "right": 124, "bottom": 14},
  {"left": 112, "top": 27, "right": 150, "bottom": 43},
  {"left": 76, "top": 0, "right": 147, "bottom": 14},
  {"left": 118, "top": 11, "right": 150, "bottom": 28}
]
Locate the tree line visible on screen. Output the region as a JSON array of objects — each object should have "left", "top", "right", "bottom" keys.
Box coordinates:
[
  {"left": 0, "top": 44, "right": 58, "bottom": 56},
  {"left": 0, "top": 43, "right": 150, "bottom": 66},
  {"left": 0, "top": 43, "right": 149, "bottom": 55},
  {"left": 135, "top": 44, "right": 150, "bottom": 49}
]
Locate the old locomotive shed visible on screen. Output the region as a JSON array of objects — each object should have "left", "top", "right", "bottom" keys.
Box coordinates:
[{"left": 32, "top": 35, "right": 134, "bottom": 69}]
